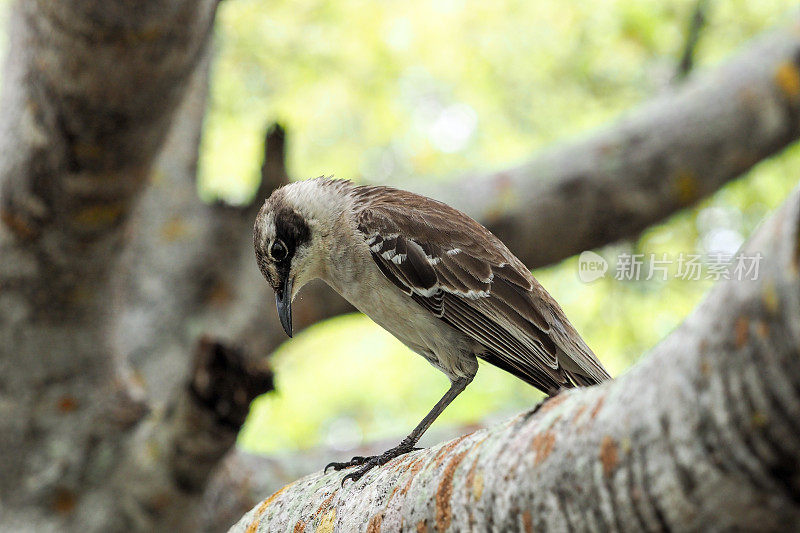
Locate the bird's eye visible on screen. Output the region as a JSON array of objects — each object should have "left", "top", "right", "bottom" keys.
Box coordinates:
[{"left": 270, "top": 239, "right": 288, "bottom": 261}]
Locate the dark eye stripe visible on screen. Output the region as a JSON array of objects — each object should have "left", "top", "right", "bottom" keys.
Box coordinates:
[{"left": 271, "top": 207, "right": 311, "bottom": 264}]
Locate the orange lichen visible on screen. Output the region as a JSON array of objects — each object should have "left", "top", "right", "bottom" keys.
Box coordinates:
[
  {"left": 463, "top": 436, "right": 487, "bottom": 501},
  {"left": 0, "top": 209, "right": 37, "bottom": 239},
  {"left": 313, "top": 491, "right": 338, "bottom": 521},
  {"left": 465, "top": 449, "right": 484, "bottom": 502},
  {"left": 435, "top": 449, "right": 469, "bottom": 533},
  {"left": 775, "top": 61, "right": 800, "bottom": 99},
  {"left": 763, "top": 282, "right": 779, "bottom": 314},
  {"left": 756, "top": 320, "right": 770, "bottom": 339},
  {"left": 537, "top": 393, "right": 567, "bottom": 414},
  {"left": 752, "top": 411, "right": 768, "bottom": 428},
  {"left": 366, "top": 512, "right": 383, "bottom": 533},
  {"left": 136, "top": 25, "right": 164, "bottom": 42},
  {"left": 600, "top": 436, "right": 619, "bottom": 477},
  {"left": 434, "top": 434, "right": 469, "bottom": 467},
  {"left": 367, "top": 485, "right": 399, "bottom": 533},
  {"left": 571, "top": 404, "right": 588, "bottom": 425},
  {"left": 258, "top": 484, "right": 291, "bottom": 513},
  {"left": 522, "top": 510, "right": 534, "bottom": 533},
  {"left": 247, "top": 482, "right": 294, "bottom": 531},
  {"left": 589, "top": 395, "right": 606, "bottom": 420},
  {"left": 293, "top": 521, "right": 306, "bottom": 533},
  {"left": 316, "top": 509, "right": 336, "bottom": 533},
  {"left": 471, "top": 471, "right": 484, "bottom": 501},
  {"left": 206, "top": 280, "right": 234, "bottom": 306},
  {"left": 72, "top": 203, "right": 124, "bottom": 229},
  {"left": 385, "top": 485, "right": 400, "bottom": 506},
  {"left": 734, "top": 316, "right": 749, "bottom": 348},
  {"left": 148, "top": 492, "right": 172, "bottom": 513},
  {"left": 417, "top": 519, "right": 429, "bottom": 533},
  {"left": 57, "top": 395, "right": 78, "bottom": 413},
  {"left": 531, "top": 430, "right": 556, "bottom": 466},
  {"left": 400, "top": 458, "right": 426, "bottom": 496}
]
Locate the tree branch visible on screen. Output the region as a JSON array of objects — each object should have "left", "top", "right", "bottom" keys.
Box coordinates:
[
  {"left": 676, "top": 0, "right": 712, "bottom": 81},
  {"left": 232, "top": 183, "right": 800, "bottom": 531},
  {"left": 203, "top": 426, "right": 477, "bottom": 532},
  {"left": 108, "top": 337, "right": 273, "bottom": 531}
]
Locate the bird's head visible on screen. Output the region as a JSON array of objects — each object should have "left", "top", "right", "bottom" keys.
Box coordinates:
[{"left": 253, "top": 178, "right": 352, "bottom": 337}]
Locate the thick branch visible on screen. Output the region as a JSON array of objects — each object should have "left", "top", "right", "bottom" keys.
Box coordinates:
[
  {"left": 170, "top": 337, "right": 274, "bottom": 492},
  {"left": 203, "top": 426, "right": 475, "bottom": 532},
  {"left": 110, "top": 338, "right": 273, "bottom": 531},
  {"left": 0, "top": 2, "right": 219, "bottom": 530},
  {"left": 0, "top": 0, "right": 216, "bottom": 246},
  {"left": 232, "top": 185, "right": 800, "bottom": 531}
]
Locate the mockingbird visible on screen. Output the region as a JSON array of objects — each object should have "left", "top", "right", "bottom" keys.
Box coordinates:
[{"left": 254, "top": 177, "right": 611, "bottom": 483}]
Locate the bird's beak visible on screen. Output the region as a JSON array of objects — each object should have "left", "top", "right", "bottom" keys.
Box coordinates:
[{"left": 275, "top": 277, "right": 293, "bottom": 338}]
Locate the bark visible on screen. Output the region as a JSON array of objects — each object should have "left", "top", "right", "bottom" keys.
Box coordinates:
[
  {"left": 0, "top": 1, "right": 224, "bottom": 530},
  {"left": 231, "top": 183, "right": 800, "bottom": 532},
  {"left": 203, "top": 427, "right": 477, "bottom": 532}
]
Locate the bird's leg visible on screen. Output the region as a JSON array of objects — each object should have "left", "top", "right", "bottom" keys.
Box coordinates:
[{"left": 325, "top": 376, "right": 472, "bottom": 484}]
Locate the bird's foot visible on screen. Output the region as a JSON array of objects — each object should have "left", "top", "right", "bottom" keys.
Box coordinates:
[{"left": 325, "top": 439, "right": 421, "bottom": 485}]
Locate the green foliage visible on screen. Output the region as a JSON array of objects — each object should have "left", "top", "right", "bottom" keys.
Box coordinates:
[{"left": 198, "top": 0, "right": 800, "bottom": 453}]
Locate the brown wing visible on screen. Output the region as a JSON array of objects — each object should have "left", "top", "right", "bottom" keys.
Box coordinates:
[{"left": 353, "top": 185, "right": 611, "bottom": 394}]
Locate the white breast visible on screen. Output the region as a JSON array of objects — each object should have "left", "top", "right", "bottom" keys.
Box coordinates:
[{"left": 321, "top": 235, "right": 479, "bottom": 380}]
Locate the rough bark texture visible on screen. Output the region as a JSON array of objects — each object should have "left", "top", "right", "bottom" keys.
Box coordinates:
[
  {"left": 203, "top": 426, "right": 480, "bottom": 532},
  {"left": 232, "top": 184, "right": 800, "bottom": 532},
  {"left": 0, "top": 1, "right": 231, "bottom": 530}
]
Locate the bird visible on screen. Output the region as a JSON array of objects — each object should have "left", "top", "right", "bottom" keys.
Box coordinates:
[{"left": 253, "top": 177, "right": 611, "bottom": 483}]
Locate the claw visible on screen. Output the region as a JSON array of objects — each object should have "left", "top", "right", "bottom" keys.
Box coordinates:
[
  {"left": 341, "top": 457, "right": 380, "bottom": 486},
  {"left": 325, "top": 455, "right": 369, "bottom": 473},
  {"left": 331, "top": 442, "right": 420, "bottom": 486},
  {"left": 341, "top": 470, "right": 363, "bottom": 486}
]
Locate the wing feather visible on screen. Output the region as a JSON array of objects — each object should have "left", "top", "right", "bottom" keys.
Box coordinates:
[{"left": 353, "top": 185, "right": 611, "bottom": 392}]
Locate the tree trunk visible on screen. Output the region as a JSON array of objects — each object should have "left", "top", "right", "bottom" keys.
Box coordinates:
[
  {"left": 231, "top": 183, "right": 800, "bottom": 532},
  {"left": 0, "top": 1, "right": 227, "bottom": 530}
]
